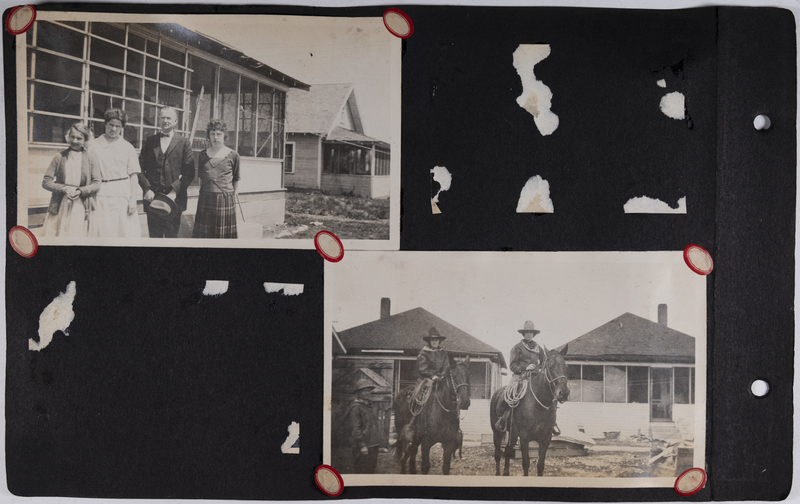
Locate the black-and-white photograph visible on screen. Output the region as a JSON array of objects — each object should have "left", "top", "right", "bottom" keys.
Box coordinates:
[
  {"left": 17, "top": 11, "right": 400, "bottom": 247},
  {"left": 324, "top": 251, "right": 706, "bottom": 487}
]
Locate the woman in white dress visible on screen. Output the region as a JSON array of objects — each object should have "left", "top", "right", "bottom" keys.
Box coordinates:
[
  {"left": 41, "top": 122, "right": 101, "bottom": 237},
  {"left": 89, "top": 108, "right": 142, "bottom": 238}
]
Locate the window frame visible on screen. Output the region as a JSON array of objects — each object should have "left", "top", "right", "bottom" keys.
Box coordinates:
[{"left": 284, "top": 141, "right": 296, "bottom": 173}]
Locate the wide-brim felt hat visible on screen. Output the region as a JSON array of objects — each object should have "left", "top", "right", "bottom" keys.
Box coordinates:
[
  {"left": 518, "top": 320, "right": 541, "bottom": 335},
  {"left": 422, "top": 327, "right": 446, "bottom": 343},
  {"left": 145, "top": 192, "right": 179, "bottom": 219},
  {"left": 352, "top": 378, "right": 376, "bottom": 394}
]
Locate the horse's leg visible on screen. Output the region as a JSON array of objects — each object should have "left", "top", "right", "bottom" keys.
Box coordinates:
[
  {"left": 493, "top": 430, "right": 504, "bottom": 476},
  {"left": 420, "top": 441, "right": 432, "bottom": 475},
  {"left": 442, "top": 440, "right": 455, "bottom": 475},
  {"left": 520, "top": 436, "right": 530, "bottom": 477},
  {"left": 537, "top": 437, "right": 551, "bottom": 476},
  {"left": 503, "top": 434, "right": 516, "bottom": 476},
  {"left": 408, "top": 441, "right": 419, "bottom": 474}
]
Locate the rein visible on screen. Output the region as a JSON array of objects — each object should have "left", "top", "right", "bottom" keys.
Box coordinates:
[
  {"left": 529, "top": 349, "right": 567, "bottom": 410},
  {"left": 435, "top": 367, "right": 470, "bottom": 413}
]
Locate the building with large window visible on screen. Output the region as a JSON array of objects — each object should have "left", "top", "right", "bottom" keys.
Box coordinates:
[
  {"left": 285, "top": 83, "right": 390, "bottom": 199},
  {"left": 24, "top": 20, "right": 309, "bottom": 234},
  {"left": 559, "top": 304, "right": 696, "bottom": 441}
]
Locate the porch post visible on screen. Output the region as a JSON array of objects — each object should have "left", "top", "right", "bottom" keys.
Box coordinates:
[
  {"left": 317, "top": 136, "right": 323, "bottom": 189},
  {"left": 370, "top": 144, "right": 376, "bottom": 176}
]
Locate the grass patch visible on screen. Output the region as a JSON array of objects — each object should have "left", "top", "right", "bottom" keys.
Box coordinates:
[{"left": 286, "top": 189, "right": 390, "bottom": 221}]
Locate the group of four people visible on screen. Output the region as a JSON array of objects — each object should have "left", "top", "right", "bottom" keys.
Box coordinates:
[
  {"left": 345, "top": 320, "right": 554, "bottom": 473},
  {"left": 41, "top": 107, "right": 241, "bottom": 239}
]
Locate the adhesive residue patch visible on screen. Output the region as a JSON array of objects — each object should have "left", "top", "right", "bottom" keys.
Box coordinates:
[
  {"left": 280, "top": 422, "right": 300, "bottom": 454},
  {"left": 684, "top": 244, "right": 713, "bottom": 275},
  {"left": 431, "top": 166, "right": 452, "bottom": 214},
  {"left": 516, "top": 175, "right": 554, "bottom": 213},
  {"left": 202, "top": 280, "right": 229, "bottom": 297},
  {"left": 659, "top": 91, "right": 686, "bottom": 120},
  {"left": 624, "top": 196, "right": 686, "bottom": 214},
  {"left": 32, "top": 281, "right": 77, "bottom": 351},
  {"left": 513, "top": 44, "right": 559, "bottom": 136},
  {"left": 264, "top": 283, "right": 304, "bottom": 296}
]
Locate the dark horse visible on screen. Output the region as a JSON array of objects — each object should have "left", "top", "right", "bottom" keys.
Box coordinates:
[
  {"left": 394, "top": 356, "right": 471, "bottom": 474},
  {"left": 490, "top": 345, "right": 569, "bottom": 476}
]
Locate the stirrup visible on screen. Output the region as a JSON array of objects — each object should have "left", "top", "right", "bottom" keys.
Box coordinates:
[{"left": 495, "top": 419, "right": 506, "bottom": 432}]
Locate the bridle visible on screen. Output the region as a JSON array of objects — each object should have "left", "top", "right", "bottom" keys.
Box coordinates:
[
  {"left": 436, "top": 365, "right": 470, "bottom": 413},
  {"left": 529, "top": 348, "right": 567, "bottom": 410}
]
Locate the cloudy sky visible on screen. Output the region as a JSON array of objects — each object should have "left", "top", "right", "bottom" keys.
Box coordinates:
[
  {"left": 182, "top": 14, "right": 396, "bottom": 143},
  {"left": 325, "top": 251, "right": 707, "bottom": 364}
]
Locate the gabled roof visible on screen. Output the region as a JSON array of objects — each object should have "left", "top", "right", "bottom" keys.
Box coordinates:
[
  {"left": 327, "top": 126, "right": 388, "bottom": 148},
  {"left": 143, "top": 24, "right": 309, "bottom": 90},
  {"left": 564, "top": 312, "right": 695, "bottom": 364},
  {"left": 286, "top": 83, "right": 364, "bottom": 136},
  {"left": 336, "top": 307, "right": 507, "bottom": 368}
]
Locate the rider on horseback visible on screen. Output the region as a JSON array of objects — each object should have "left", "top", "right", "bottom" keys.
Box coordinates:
[
  {"left": 407, "top": 327, "right": 450, "bottom": 434},
  {"left": 495, "top": 320, "right": 560, "bottom": 436}
]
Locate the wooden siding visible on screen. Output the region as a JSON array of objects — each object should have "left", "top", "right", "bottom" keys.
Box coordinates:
[
  {"left": 284, "top": 134, "right": 320, "bottom": 189},
  {"left": 558, "top": 402, "right": 651, "bottom": 438}
]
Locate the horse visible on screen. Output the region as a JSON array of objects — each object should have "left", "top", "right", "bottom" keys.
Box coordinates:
[
  {"left": 394, "top": 355, "right": 471, "bottom": 475},
  {"left": 490, "top": 345, "right": 569, "bottom": 476}
]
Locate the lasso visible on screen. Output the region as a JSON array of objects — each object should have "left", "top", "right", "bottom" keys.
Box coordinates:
[
  {"left": 408, "top": 380, "right": 433, "bottom": 416},
  {"left": 503, "top": 372, "right": 530, "bottom": 409}
]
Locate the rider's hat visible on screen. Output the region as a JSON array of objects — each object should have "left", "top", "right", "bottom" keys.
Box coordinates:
[
  {"left": 352, "top": 378, "right": 376, "bottom": 394},
  {"left": 518, "top": 320, "right": 541, "bottom": 335},
  {"left": 422, "top": 327, "right": 447, "bottom": 343}
]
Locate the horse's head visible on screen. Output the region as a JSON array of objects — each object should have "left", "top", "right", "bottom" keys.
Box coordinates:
[
  {"left": 543, "top": 345, "right": 570, "bottom": 403},
  {"left": 450, "top": 355, "right": 471, "bottom": 410}
]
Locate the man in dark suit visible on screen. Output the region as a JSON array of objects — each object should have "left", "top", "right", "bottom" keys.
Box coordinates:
[{"left": 138, "top": 107, "right": 196, "bottom": 238}]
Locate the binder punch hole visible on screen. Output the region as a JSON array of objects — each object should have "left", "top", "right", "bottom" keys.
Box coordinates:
[
  {"left": 750, "top": 379, "right": 769, "bottom": 397},
  {"left": 753, "top": 114, "right": 771, "bottom": 131}
]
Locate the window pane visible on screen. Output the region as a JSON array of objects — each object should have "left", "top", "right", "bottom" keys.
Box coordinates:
[
  {"left": 33, "top": 82, "right": 82, "bottom": 116},
  {"left": 90, "top": 93, "right": 123, "bottom": 121},
  {"left": 218, "top": 68, "right": 238, "bottom": 149},
  {"left": 127, "top": 32, "right": 145, "bottom": 52},
  {"left": 238, "top": 76, "right": 256, "bottom": 156},
  {"left": 89, "top": 37, "right": 125, "bottom": 70},
  {"left": 284, "top": 143, "right": 294, "bottom": 173},
  {"left": 272, "top": 92, "right": 285, "bottom": 158},
  {"left": 189, "top": 56, "right": 216, "bottom": 139},
  {"left": 125, "top": 75, "right": 143, "bottom": 99},
  {"left": 690, "top": 368, "right": 695, "bottom": 404},
  {"left": 567, "top": 364, "right": 581, "bottom": 402},
  {"left": 91, "top": 120, "right": 105, "bottom": 139},
  {"left": 90, "top": 22, "right": 125, "bottom": 44},
  {"left": 31, "top": 114, "right": 77, "bottom": 143},
  {"left": 89, "top": 66, "right": 124, "bottom": 96},
  {"left": 143, "top": 127, "right": 158, "bottom": 142},
  {"left": 27, "top": 26, "right": 32, "bottom": 45},
  {"left": 627, "top": 366, "right": 649, "bottom": 403},
  {"left": 604, "top": 366, "right": 626, "bottom": 403},
  {"left": 468, "top": 361, "right": 488, "bottom": 399},
  {"left": 674, "top": 367, "right": 691, "bottom": 404},
  {"left": 123, "top": 99, "right": 142, "bottom": 125},
  {"left": 124, "top": 125, "right": 140, "bottom": 149},
  {"left": 37, "top": 21, "right": 84, "bottom": 58},
  {"left": 145, "top": 56, "right": 158, "bottom": 79},
  {"left": 256, "top": 85, "right": 273, "bottom": 158},
  {"left": 143, "top": 104, "right": 158, "bottom": 127},
  {"left": 59, "top": 21, "right": 86, "bottom": 31},
  {"left": 157, "top": 84, "right": 184, "bottom": 109},
  {"left": 34, "top": 51, "right": 83, "bottom": 87},
  {"left": 26, "top": 48, "right": 31, "bottom": 78},
  {"left": 582, "top": 365, "right": 603, "bottom": 402},
  {"left": 651, "top": 368, "right": 672, "bottom": 420},
  {"left": 144, "top": 81, "right": 157, "bottom": 103},
  {"left": 159, "top": 62, "right": 184, "bottom": 88},
  {"left": 126, "top": 50, "right": 144, "bottom": 75},
  {"left": 160, "top": 45, "right": 184, "bottom": 65},
  {"left": 145, "top": 39, "right": 158, "bottom": 56}
]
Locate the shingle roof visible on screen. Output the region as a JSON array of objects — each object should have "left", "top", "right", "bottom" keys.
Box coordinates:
[
  {"left": 336, "top": 307, "right": 507, "bottom": 368},
  {"left": 286, "top": 84, "right": 355, "bottom": 135},
  {"left": 564, "top": 312, "right": 695, "bottom": 364},
  {"left": 327, "top": 126, "right": 387, "bottom": 147}
]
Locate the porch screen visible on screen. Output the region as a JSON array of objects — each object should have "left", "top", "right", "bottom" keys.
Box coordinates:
[
  {"left": 581, "top": 365, "right": 604, "bottom": 402},
  {"left": 674, "top": 366, "right": 693, "bottom": 404},
  {"left": 323, "top": 143, "right": 372, "bottom": 175},
  {"left": 468, "top": 361, "right": 489, "bottom": 399},
  {"left": 604, "top": 365, "right": 626, "bottom": 403},
  {"left": 627, "top": 366, "right": 649, "bottom": 403},
  {"left": 566, "top": 364, "right": 581, "bottom": 402}
]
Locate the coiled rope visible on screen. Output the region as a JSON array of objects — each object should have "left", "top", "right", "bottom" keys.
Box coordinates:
[
  {"left": 503, "top": 373, "right": 530, "bottom": 409},
  {"left": 408, "top": 380, "right": 433, "bottom": 416}
]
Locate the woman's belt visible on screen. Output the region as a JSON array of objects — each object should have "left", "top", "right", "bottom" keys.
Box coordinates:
[{"left": 102, "top": 177, "right": 129, "bottom": 182}]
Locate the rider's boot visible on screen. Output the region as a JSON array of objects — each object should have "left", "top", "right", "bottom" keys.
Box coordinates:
[{"left": 495, "top": 409, "right": 511, "bottom": 432}]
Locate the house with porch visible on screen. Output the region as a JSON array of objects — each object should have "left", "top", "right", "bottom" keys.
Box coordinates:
[
  {"left": 285, "top": 83, "right": 390, "bottom": 198},
  {"left": 331, "top": 298, "right": 506, "bottom": 449},
  {"left": 24, "top": 19, "right": 309, "bottom": 237},
  {"left": 558, "top": 304, "right": 697, "bottom": 442}
]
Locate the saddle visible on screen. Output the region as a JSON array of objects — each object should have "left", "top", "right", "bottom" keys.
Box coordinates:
[{"left": 408, "top": 378, "right": 435, "bottom": 416}]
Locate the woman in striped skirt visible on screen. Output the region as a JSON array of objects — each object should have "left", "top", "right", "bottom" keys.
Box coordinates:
[{"left": 193, "top": 119, "right": 240, "bottom": 238}]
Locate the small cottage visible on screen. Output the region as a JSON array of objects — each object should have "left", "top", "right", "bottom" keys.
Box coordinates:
[
  {"left": 558, "top": 304, "right": 697, "bottom": 442},
  {"left": 285, "top": 83, "right": 390, "bottom": 198}
]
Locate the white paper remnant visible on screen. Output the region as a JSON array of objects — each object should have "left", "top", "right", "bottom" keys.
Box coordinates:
[
  {"left": 202, "top": 280, "right": 229, "bottom": 297},
  {"left": 516, "top": 175, "right": 554, "bottom": 213},
  {"left": 431, "top": 166, "right": 452, "bottom": 204},
  {"left": 513, "top": 44, "right": 559, "bottom": 136},
  {"left": 657, "top": 79, "right": 667, "bottom": 88},
  {"left": 624, "top": 196, "right": 687, "bottom": 214},
  {"left": 264, "top": 283, "right": 305, "bottom": 296},
  {"left": 32, "top": 281, "right": 77, "bottom": 351},
  {"left": 659, "top": 91, "right": 685, "bottom": 120},
  {"left": 281, "top": 421, "right": 300, "bottom": 454}
]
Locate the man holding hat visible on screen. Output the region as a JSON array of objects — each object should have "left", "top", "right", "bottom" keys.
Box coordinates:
[
  {"left": 345, "top": 379, "right": 382, "bottom": 473},
  {"left": 495, "top": 320, "right": 559, "bottom": 435}
]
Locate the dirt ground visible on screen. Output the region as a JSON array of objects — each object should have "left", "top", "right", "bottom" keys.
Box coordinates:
[
  {"left": 375, "top": 444, "right": 676, "bottom": 478},
  {"left": 266, "top": 189, "right": 390, "bottom": 240}
]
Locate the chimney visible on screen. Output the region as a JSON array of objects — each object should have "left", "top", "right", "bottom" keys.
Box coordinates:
[
  {"left": 658, "top": 304, "right": 668, "bottom": 326},
  {"left": 380, "top": 298, "right": 391, "bottom": 319}
]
